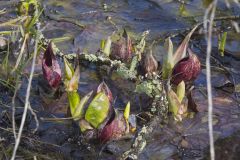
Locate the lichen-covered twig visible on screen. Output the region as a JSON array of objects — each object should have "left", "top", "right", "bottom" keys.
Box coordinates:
[
  {"left": 120, "top": 79, "right": 168, "bottom": 160},
  {"left": 39, "top": 32, "right": 138, "bottom": 80}
]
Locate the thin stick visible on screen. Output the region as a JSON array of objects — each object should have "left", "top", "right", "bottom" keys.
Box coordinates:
[
  {"left": 203, "top": 1, "right": 217, "bottom": 160},
  {"left": 12, "top": 81, "right": 21, "bottom": 139},
  {"left": 11, "top": 21, "right": 40, "bottom": 160}
]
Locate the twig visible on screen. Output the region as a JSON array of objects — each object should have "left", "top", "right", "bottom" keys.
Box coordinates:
[
  {"left": 203, "top": 1, "right": 217, "bottom": 160},
  {"left": 120, "top": 80, "right": 168, "bottom": 159},
  {"left": 12, "top": 80, "right": 21, "bottom": 139}
]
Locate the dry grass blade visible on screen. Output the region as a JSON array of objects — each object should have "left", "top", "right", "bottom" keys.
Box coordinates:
[
  {"left": 204, "top": 0, "right": 218, "bottom": 160},
  {"left": 11, "top": 33, "right": 29, "bottom": 73},
  {"left": 11, "top": 19, "right": 40, "bottom": 160}
]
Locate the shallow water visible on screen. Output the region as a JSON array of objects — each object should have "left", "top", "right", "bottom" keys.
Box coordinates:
[{"left": 0, "top": 0, "right": 240, "bottom": 159}]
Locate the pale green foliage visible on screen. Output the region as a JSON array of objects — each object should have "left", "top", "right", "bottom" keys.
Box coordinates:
[
  {"left": 102, "top": 36, "right": 112, "bottom": 57},
  {"left": 162, "top": 37, "right": 174, "bottom": 79},
  {"left": 68, "top": 92, "right": 80, "bottom": 117},
  {"left": 64, "top": 57, "right": 74, "bottom": 81},
  {"left": 176, "top": 81, "right": 185, "bottom": 103},
  {"left": 124, "top": 102, "right": 130, "bottom": 122},
  {"left": 66, "top": 65, "right": 80, "bottom": 92},
  {"left": 85, "top": 92, "right": 110, "bottom": 128},
  {"left": 167, "top": 89, "right": 181, "bottom": 115},
  {"left": 72, "top": 91, "right": 93, "bottom": 120},
  {"left": 218, "top": 32, "right": 227, "bottom": 56}
]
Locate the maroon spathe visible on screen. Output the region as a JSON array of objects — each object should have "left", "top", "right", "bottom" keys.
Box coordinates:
[
  {"left": 42, "top": 42, "right": 62, "bottom": 88},
  {"left": 171, "top": 49, "right": 201, "bottom": 85}
]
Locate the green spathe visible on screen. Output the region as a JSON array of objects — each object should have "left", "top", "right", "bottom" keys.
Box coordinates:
[{"left": 85, "top": 92, "right": 110, "bottom": 128}]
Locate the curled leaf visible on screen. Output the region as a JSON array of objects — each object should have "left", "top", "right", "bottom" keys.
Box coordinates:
[
  {"left": 173, "top": 25, "right": 198, "bottom": 64},
  {"left": 167, "top": 89, "right": 188, "bottom": 121},
  {"left": 102, "top": 36, "right": 112, "bottom": 57},
  {"left": 167, "top": 89, "right": 181, "bottom": 116},
  {"left": 162, "top": 37, "right": 174, "bottom": 79},
  {"left": 124, "top": 102, "right": 130, "bottom": 122},
  {"left": 73, "top": 91, "right": 93, "bottom": 120},
  {"left": 97, "top": 81, "right": 113, "bottom": 103},
  {"left": 67, "top": 91, "right": 80, "bottom": 117},
  {"left": 164, "top": 37, "right": 174, "bottom": 65},
  {"left": 64, "top": 57, "right": 74, "bottom": 81},
  {"left": 177, "top": 81, "right": 185, "bottom": 103},
  {"left": 171, "top": 49, "right": 201, "bottom": 85},
  {"left": 218, "top": 31, "right": 227, "bottom": 56},
  {"left": 85, "top": 92, "right": 110, "bottom": 129},
  {"left": 42, "top": 42, "right": 62, "bottom": 88}
]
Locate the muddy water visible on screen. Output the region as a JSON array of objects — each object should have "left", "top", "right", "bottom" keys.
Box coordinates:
[{"left": 0, "top": 0, "right": 240, "bottom": 159}]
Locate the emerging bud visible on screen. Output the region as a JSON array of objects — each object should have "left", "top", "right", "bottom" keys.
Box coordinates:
[
  {"left": 176, "top": 81, "right": 185, "bottom": 103},
  {"left": 167, "top": 89, "right": 188, "bottom": 121},
  {"left": 63, "top": 57, "right": 80, "bottom": 92},
  {"left": 42, "top": 42, "right": 62, "bottom": 88},
  {"left": 67, "top": 65, "right": 80, "bottom": 92},
  {"left": 162, "top": 37, "right": 174, "bottom": 79},
  {"left": 141, "top": 48, "right": 158, "bottom": 76},
  {"left": 171, "top": 49, "right": 201, "bottom": 85},
  {"left": 102, "top": 36, "right": 112, "bottom": 57},
  {"left": 124, "top": 102, "right": 130, "bottom": 122},
  {"left": 111, "top": 29, "right": 133, "bottom": 62},
  {"left": 167, "top": 89, "right": 181, "bottom": 116},
  {"left": 64, "top": 57, "right": 74, "bottom": 81}
]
